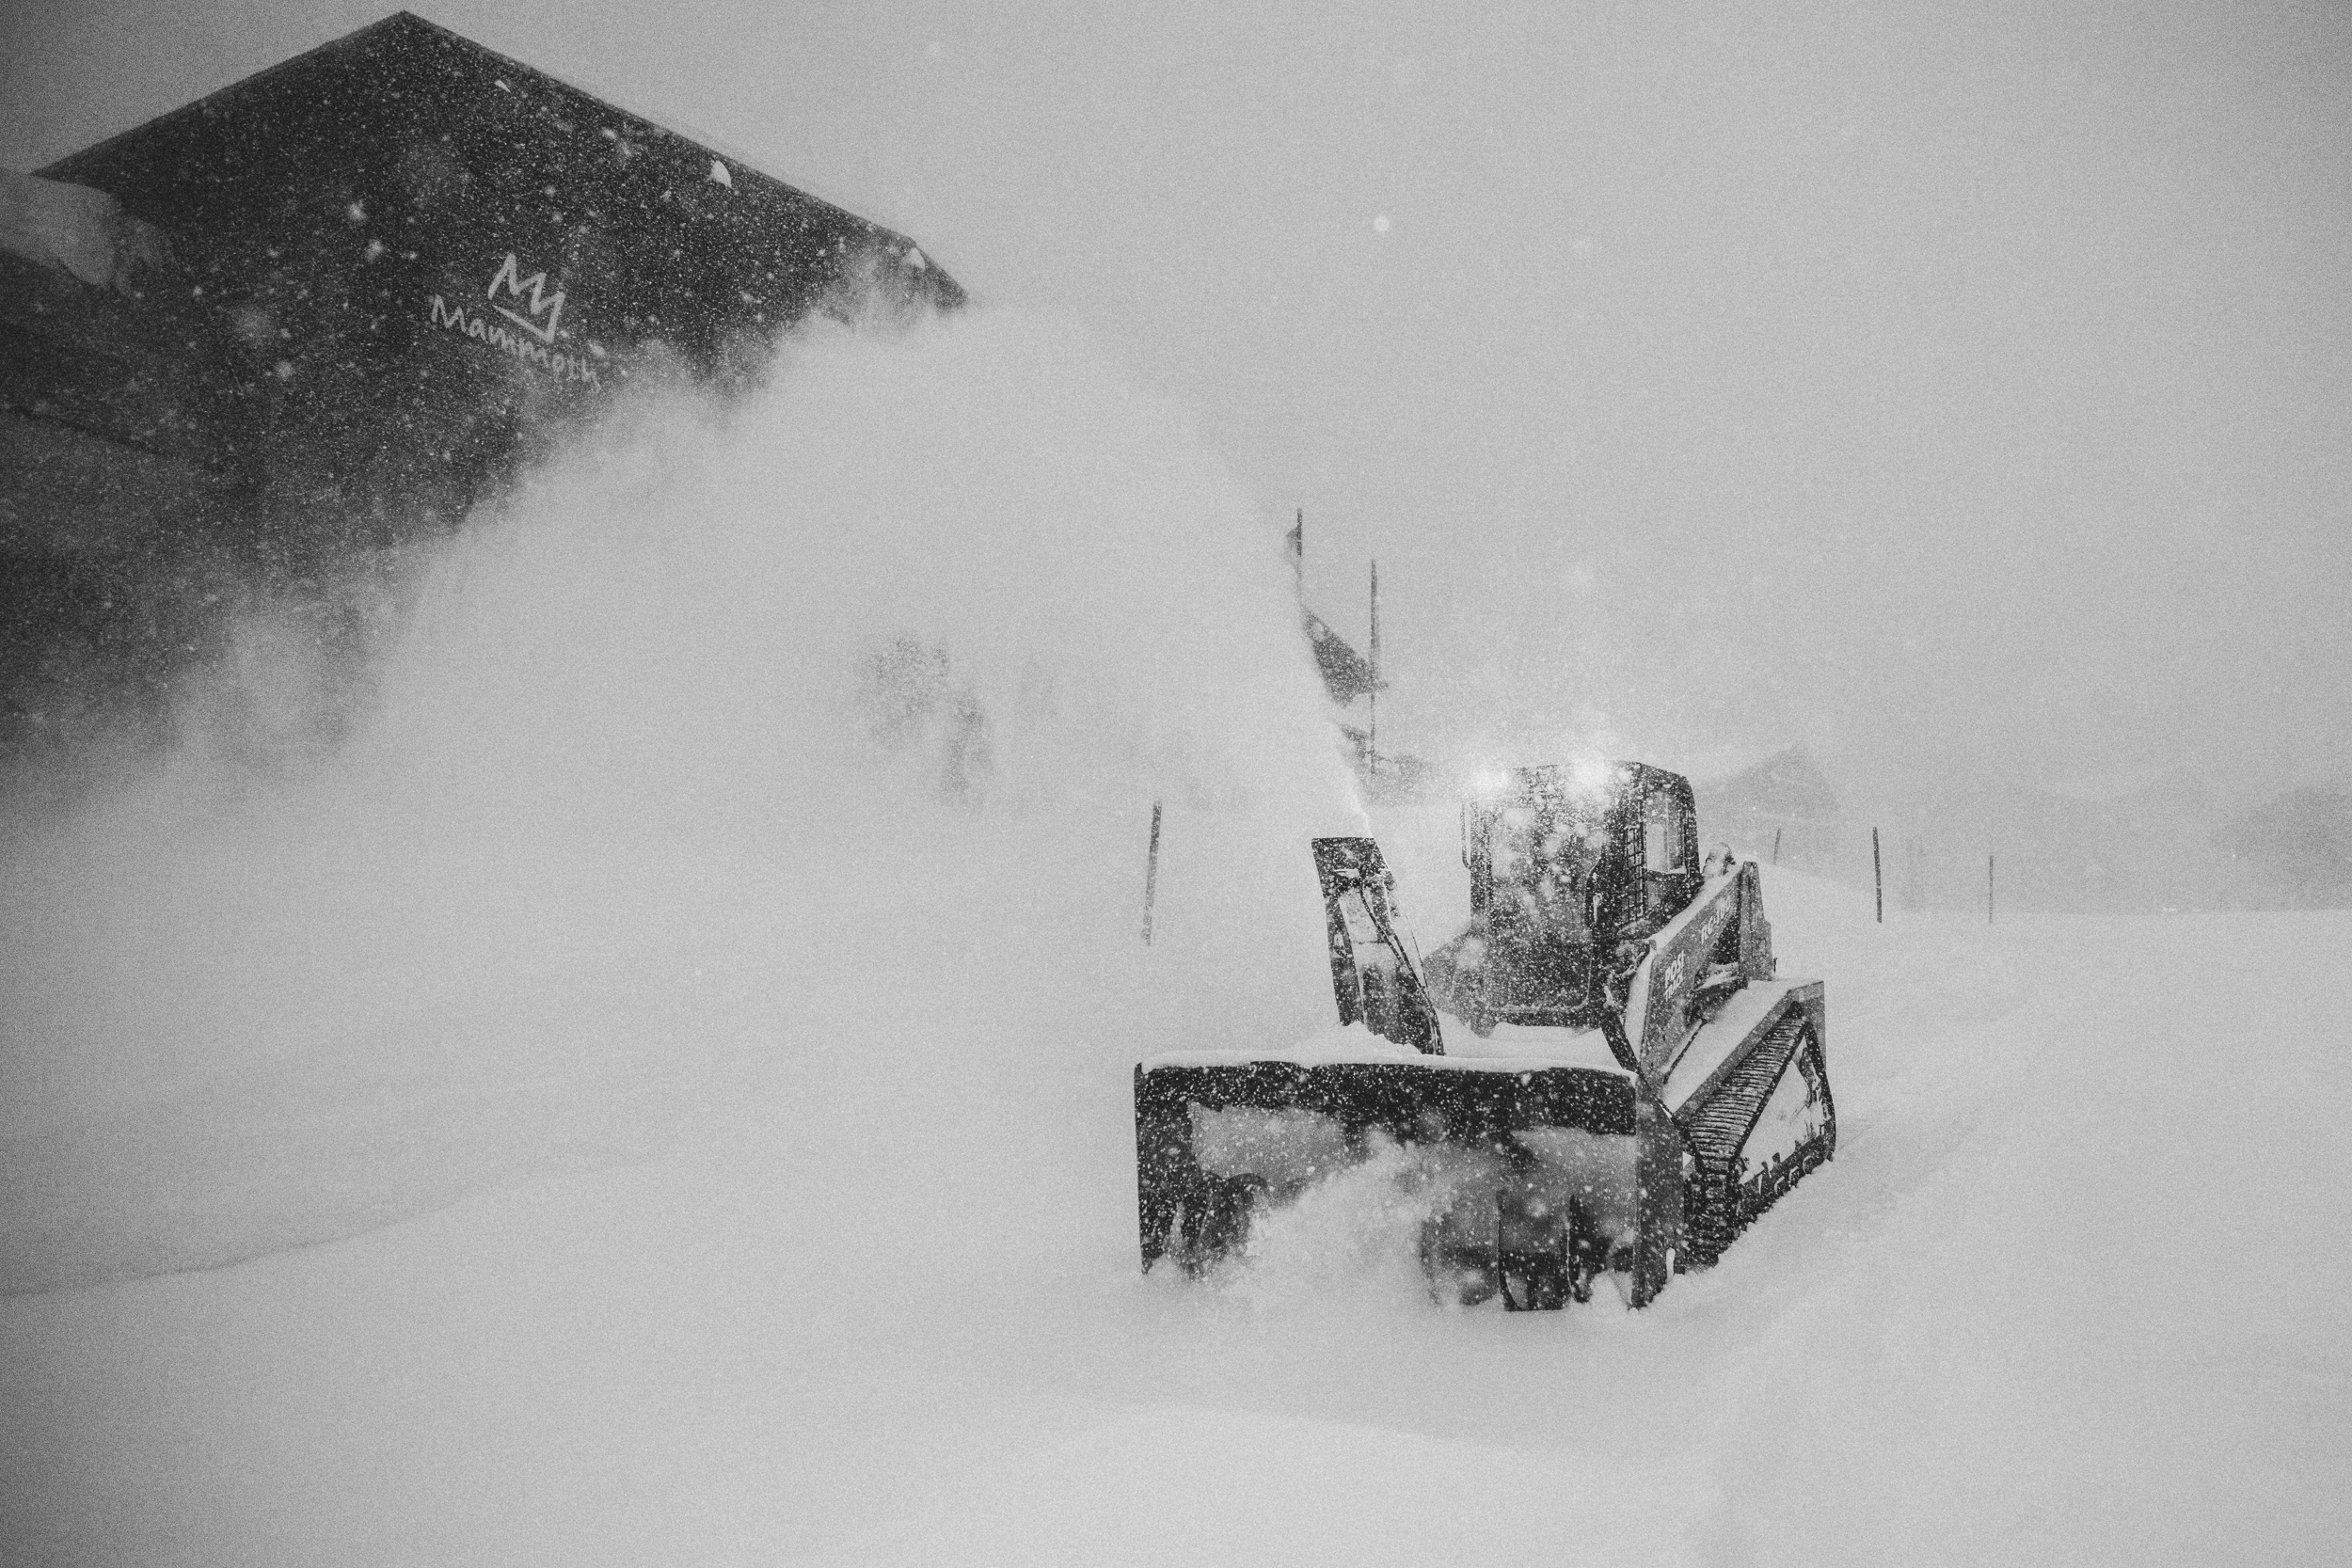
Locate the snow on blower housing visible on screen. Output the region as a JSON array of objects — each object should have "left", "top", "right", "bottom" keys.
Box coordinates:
[{"left": 1136, "top": 762, "right": 1836, "bottom": 1309}]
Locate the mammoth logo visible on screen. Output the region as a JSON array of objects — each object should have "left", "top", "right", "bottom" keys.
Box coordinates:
[
  {"left": 424, "top": 250, "right": 599, "bottom": 388},
  {"left": 485, "top": 252, "right": 564, "bottom": 343}
]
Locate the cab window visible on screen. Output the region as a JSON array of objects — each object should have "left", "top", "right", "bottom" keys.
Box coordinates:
[{"left": 1643, "top": 790, "right": 1688, "bottom": 874}]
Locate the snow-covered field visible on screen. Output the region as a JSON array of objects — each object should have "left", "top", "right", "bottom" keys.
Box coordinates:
[{"left": 3, "top": 314, "right": 2345, "bottom": 1565}]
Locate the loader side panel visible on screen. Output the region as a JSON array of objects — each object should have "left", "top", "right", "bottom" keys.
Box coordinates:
[{"left": 1629, "top": 872, "right": 1746, "bottom": 1077}]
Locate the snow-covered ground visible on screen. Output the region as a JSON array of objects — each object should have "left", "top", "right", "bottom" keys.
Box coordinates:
[{"left": 3, "top": 314, "right": 2345, "bottom": 1565}]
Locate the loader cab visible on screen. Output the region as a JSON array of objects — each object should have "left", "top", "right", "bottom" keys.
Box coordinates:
[
  {"left": 1463, "top": 762, "right": 1704, "bottom": 948},
  {"left": 1429, "top": 761, "right": 1709, "bottom": 1033}
]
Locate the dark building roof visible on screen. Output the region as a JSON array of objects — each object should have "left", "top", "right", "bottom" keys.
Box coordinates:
[
  {"left": 9, "top": 9, "right": 961, "bottom": 557},
  {"left": 1, "top": 11, "right": 961, "bottom": 764}
]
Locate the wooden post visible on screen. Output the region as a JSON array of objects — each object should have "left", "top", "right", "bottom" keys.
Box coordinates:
[
  {"left": 1772, "top": 828, "right": 1782, "bottom": 865},
  {"left": 1872, "top": 827, "right": 1883, "bottom": 924},
  {"left": 1367, "top": 558, "right": 1380, "bottom": 768},
  {"left": 1142, "top": 800, "right": 1164, "bottom": 944},
  {"left": 1987, "top": 852, "right": 1995, "bottom": 926}
]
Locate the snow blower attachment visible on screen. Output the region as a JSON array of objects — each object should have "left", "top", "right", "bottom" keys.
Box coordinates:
[{"left": 1134, "top": 762, "right": 1836, "bottom": 1308}]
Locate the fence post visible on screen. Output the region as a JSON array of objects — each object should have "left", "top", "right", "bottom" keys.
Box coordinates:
[
  {"left": 1872, "top": 827, "right": 1883, "bottom": 924},
  {"left": 1142, "top": 800, "right": 1164, "bottom": 944}
]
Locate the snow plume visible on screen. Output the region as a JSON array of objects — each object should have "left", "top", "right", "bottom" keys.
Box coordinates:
[
  {"left": 0, "top": 307, "right": 1359, "bottom": 1292},
  {"left": 350, "top": 309, "right": 1343, "bottom": 829}
]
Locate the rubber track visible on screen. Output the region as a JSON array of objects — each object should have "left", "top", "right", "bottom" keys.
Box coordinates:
[
  {"left": 1683, "top": 1133, "right": 1832, "bottom": 1269},
  {"left": 1677, "top": 1008, "right": 1833, "bottom": 1270},
  {"left": 1678, "top": 1008, "right": 1809, "bottom": 1171}
]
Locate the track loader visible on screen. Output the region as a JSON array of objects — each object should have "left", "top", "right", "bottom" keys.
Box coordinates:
[{"left": 1134, "top": 762, "right": 1836, "bottom": 1308}]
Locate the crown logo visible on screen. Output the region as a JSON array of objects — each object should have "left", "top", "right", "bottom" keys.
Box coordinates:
[{"left": 485, "top": 253, "right": 565, "bottom": 343}]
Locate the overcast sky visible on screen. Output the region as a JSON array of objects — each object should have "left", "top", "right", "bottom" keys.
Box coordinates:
[{"left": 7, "top": 0, "right": 2349, "bottom": 811}]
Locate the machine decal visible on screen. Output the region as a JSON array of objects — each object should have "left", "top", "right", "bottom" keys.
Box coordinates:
[{"left": 1637, "top": 877, "right": 1739, "bottom": 1069}]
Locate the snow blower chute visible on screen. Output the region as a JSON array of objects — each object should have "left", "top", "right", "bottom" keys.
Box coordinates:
[{"left": 1134, "top": 762, "right": 1836, "bottom": 1308}]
